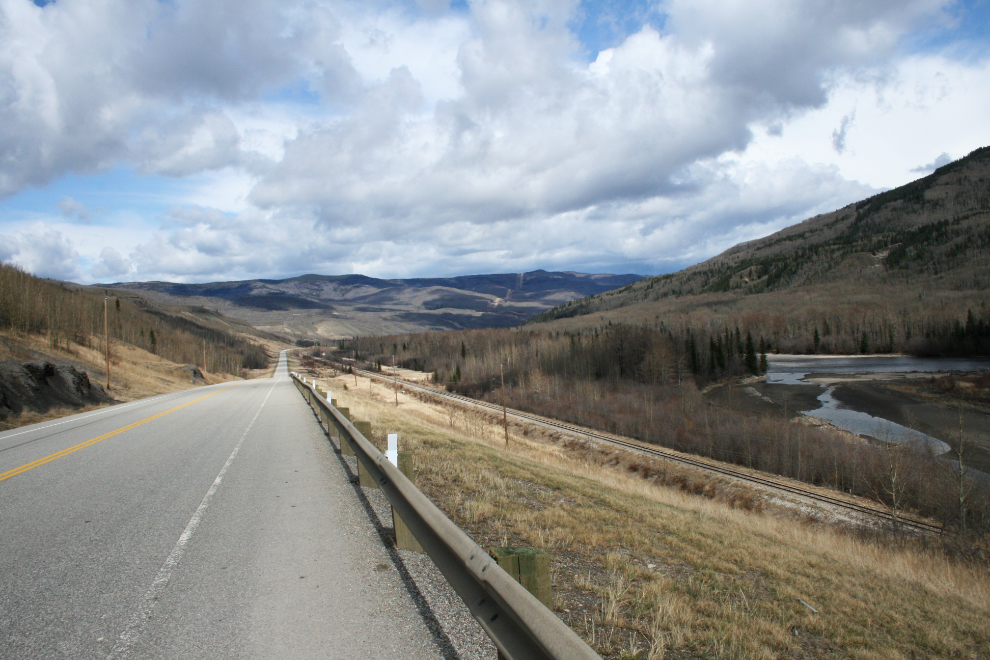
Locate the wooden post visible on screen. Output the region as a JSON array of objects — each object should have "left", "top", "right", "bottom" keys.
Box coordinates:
[
  {"left": 393, "top": 354, "right": 398, "bottom": 406},
  {"left": 354, "top": 420, "right": 376, "bottom": 487},
  {"left": 491, "top": 547, "right": 552, "bottom": 608},
  {"left": 337, "top": 407, "right": 353, "bottom": 455},
  {"left": 392, "top": 451, "right": 424, "bottom": 553}
]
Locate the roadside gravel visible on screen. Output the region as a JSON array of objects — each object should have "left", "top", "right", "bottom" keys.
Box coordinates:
[{"left": 332, "top": 439, "right": 497, "bottom": 660}]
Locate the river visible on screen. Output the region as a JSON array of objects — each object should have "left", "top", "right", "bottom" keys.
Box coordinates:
[{"left": 765, "top": 355, "right": 990, "bottom": 452}]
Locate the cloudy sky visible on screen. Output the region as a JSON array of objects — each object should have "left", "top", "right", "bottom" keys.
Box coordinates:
[{"left": 1, "top": 0, "right": 988, "bottom": 283}]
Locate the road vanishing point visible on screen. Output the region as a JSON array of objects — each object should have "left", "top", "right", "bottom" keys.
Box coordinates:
[{"left": 0, "top": 352, "right": 446, "bottom": 659}]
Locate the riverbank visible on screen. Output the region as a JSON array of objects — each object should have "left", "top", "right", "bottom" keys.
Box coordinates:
[{"left": 707, "top": 357, "right": 990, "bottom": 473}]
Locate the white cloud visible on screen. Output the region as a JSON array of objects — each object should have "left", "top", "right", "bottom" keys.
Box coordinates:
[
  {"left": 1, "top": 223, "right": 82, "bottom": 280},
  {"left": 58, "top": 196, "right": 90, "bottom": 222},
  {"left": 0, "top": 0, "right": 987, "bottom": 284},
  {"left": 911, "top": 151, "right": 953, "bottom": 173},
  {"left": 90, "top": 246, "right": 133, "bottom": 279}
]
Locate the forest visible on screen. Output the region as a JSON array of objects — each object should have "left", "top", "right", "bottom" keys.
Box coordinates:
[
  {"left": 336, "top": 319, "right": 990, "bottom": 543},
  {"left": 0, "top": 263, "right": 268, "bottom": 374}
]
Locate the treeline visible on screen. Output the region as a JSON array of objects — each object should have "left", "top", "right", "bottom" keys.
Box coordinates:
[
  {"left": 337, "top": 325, "right": 990, "bottom": 538},
  {"left": 341, "top": 323, "right": 764, "bottom": 387},
  {"left": 540, "top": 297, "right": 990, "bottom": 359},
  {"left": 757, "top": 304, "right": 990, "bottom": 357},
  {"left": 0, "top": 263, "right": 268, "bottom": 374}
]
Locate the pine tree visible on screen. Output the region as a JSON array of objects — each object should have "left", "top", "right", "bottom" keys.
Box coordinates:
[{"left": 745, "top": 332, "right": 758, "bottom": 374}]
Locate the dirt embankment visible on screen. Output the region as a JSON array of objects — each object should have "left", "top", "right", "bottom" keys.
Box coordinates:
[{"left": 0, "top": 360, "right": 114, "bottom": 420}]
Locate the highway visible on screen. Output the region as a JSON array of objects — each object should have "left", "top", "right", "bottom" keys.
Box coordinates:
[{"left": 0, "top": 351, "right": 445, "bottom": 659}]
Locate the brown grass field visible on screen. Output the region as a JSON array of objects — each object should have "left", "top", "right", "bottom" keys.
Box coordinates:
[
  {"left": 308, "top": 364, "right": 989, "bottom": 660},
  {"left": 0, "top": 331, "right": 286, "bottom": 431}
]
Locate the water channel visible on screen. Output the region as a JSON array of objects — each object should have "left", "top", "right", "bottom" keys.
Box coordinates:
[{"left": 764, "top": 355, "right": 990, "bottom": 453}]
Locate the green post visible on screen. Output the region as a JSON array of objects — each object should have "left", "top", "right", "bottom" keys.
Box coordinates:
[{"left": 392, "top": 451, "right": 423, "bottom": 553}]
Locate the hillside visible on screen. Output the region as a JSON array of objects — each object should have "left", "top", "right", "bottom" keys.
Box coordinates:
[
  {"left": 108, "top": 270, "right": 642, "bottom": 341},
  {"left": 531, "top": 146, "right": 990, "bottom": 355},
  {"left": 0, "top": 262, "right": 282, "bottom": 429}
]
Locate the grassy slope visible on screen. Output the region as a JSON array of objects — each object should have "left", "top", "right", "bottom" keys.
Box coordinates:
[
  {"left": 310, "top": 366, "right": 989, "bottom": 660},
  {"left": 0, "top": 330, "right": 263, "bottom": 431}
]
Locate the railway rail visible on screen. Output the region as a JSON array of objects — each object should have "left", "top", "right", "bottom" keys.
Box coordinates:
[{"left": 311, "top": 357, "right": 943, "bottom": 535}]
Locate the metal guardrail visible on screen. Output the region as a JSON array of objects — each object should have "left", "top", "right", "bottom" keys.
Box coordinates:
[{"left": 291, "top": 374, "right": 601, "bottom": 660}]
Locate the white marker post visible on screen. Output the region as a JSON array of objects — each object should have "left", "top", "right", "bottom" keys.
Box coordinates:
[
  {"left": 326, "top": 390, "right": 332, "bottom": 402},
  {"left": 386, "top": 434, "right": 398, "bottom": 467}
]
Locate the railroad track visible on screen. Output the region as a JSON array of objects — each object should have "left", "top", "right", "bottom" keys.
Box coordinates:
[{"left": 313, "top": 358, "right": 942, "bottom": 535}]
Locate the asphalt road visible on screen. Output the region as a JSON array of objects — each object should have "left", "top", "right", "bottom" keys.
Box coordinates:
[{"left": 0, "top": 351, "right": 445, "bottom": 659}]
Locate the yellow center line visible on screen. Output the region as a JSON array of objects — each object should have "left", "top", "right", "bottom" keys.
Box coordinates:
[{"left": 0, "top": 385, "right": 238, "bottom": 484}]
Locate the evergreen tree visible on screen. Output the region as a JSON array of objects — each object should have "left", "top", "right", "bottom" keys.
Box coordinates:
[
  {"left": 686, "top": 334, "right": 698, "bottom": 375},
  {"left": 813, "top": 327, "right": 821, "bottom": 352},
  {"left": 745, "top": 332, "right": 758, "bottom": 374}
]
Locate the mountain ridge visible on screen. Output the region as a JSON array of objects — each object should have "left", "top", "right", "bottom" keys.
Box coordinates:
[{"left": 104, "top": 269, "right": 643, "bottom": 340}]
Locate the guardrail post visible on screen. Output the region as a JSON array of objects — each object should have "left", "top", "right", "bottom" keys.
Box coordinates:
[
  {"left": 393, "top": 451, "right": 424, "bottom": 553},
  {"left": 337, "top": 407, "right": 354, "bottom": 455},
  {"left": 491, "top": 548, "right": 554, "bottom": 660},
  {"left": 354, "top": 421, "right": 377, "bottom": 488},
  {"left": 492, "top": 547, "right": 552, "bottom": 608}
]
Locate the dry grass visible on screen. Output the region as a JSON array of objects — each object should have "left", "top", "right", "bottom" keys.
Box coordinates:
[
  {"left": 0, "top": 331, "right": 245, "bottom": 431},
  {"left": 313, "top": 367, "right": 990, "bottom": 660}
]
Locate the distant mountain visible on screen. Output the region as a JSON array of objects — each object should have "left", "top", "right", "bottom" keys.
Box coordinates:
[
  {"left": 530, "top": 146, "right": 990, "bottom": 331},
  {"left": 107, "top": 270, "right": 643, "bottom": 340}
]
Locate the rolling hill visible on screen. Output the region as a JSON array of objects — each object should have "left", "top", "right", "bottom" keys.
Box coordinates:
[{"left": 107, "top": 270, "right": 643, "bottom": 341}]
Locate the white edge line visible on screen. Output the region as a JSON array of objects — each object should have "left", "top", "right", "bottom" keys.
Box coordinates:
[
  {"left": 0, "top": 392, "right": 183, "bottom": 441},
  {"left": 0, "top": 379, "right": 240, "bottom": 442},
  {"left": 106, "top": 376, "right": 282, "bottom": 660}
]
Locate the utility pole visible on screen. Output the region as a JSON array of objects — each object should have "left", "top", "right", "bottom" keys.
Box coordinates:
[
  {"left": 500, "top": 362, "right": 508, "bottom": 447},
  {"left": 354, "top": 350, "right": 358, "bottom": 386},
  {"left": 103, "top": 297, "right": 110, "bottom": 390},
  {"left": 393, "top": 354, "right": 398, "bottom": 406}
]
